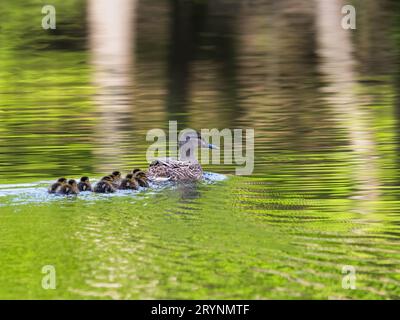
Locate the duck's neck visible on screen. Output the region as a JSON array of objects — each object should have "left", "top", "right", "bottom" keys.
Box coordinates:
[{"left": 178, "top": 143, "right": 199, "bottom": 163}]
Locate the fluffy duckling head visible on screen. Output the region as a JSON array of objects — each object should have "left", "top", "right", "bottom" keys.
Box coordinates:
[
  {"left": 101, "top": 176, "right": 113, "bottom": 182},
  {"left": 132, "top": 169, "right": 148, "bottom": 187},
  {"left": 58, "top": 177, "right": 67, "bottom": 184},
  {"left": 68, "top": 179, "right": 77, "bottom": 187},
  {"left": 80, "top": 176, "right": 90, "bottom": 183},
  {"left": 111, "top": 171, "right": 121, "bottom": 180},
  {"left": 125, "top": 173, "right": 134, "bottom": 180},
  {"left": 132, "top": 168, "right": 146, "bottom": 178}
]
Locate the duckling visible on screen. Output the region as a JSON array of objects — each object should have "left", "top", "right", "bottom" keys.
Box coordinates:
[
  {"left": 94, "top": 176, "right": 116, "bottom": 193},
  {"left": 57, "top": 179, "right": 79, "bottom": 195},
  {"left": 132, "top": 168, "right": 149, "bottom": 187},
  {"left": 77, "top": 176, "right": 92, "bottom": 192},
  {"left": 110, "top": 171, "right": 122, "bottom": 188},
  {"left": 48, "top": 177, "right": 67, "bottom": 194},
  {"left": 118, "top": 174, "right": 138, "bottom": 190}
]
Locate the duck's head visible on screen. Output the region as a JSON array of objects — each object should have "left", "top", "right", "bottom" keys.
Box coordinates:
[
  {"left": 80, "top": 176, "right": 89, "bottom": 183},
  {"left": 101, "top": 176, "right": 113, "bottom": 182},
  {"left": 111, "top": 171, "right": 121, "bottom": 180},
  {"left": 178, "top": 131, "right": 218, "bottom": 161},
  {"left": 178, "top": 131, "right": 218, "bottom": 150},
  {"left": 68, "top": 179, "right": 77, "bottom": 187},
  {"left": 125, "top": 173, "right": 134, "bottom": 180},
  {"left": 58, "top": 177, "right": 67, "bottom": 184},
  {"left": 132, "top": 168, "right": 147, "bottom": 179}
]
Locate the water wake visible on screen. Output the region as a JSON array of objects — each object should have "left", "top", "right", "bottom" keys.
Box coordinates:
[{"left": 0, "top": 172, "right": 227, "bottom": 205}]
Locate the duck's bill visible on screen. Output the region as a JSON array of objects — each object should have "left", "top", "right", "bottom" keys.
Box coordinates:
[{"left": 208, "top": 144, "right": 219, "bottom": 149}]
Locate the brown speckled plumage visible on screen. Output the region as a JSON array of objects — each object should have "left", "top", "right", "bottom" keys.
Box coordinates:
[{"left": 147, "top": 158, "right": 203, "bottom": 181}]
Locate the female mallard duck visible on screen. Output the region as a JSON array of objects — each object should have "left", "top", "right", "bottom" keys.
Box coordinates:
[
  {"left": 78, "top": 176, "right": 92, "bottom": 192},
  {"left": 48, "top": 177, "right": 67, "bottom": 194},
  {"left": 118, "top": 174, "right": 138, "bottom": 190},
  {"left": 94, "top": 176, "right": 116, "bottom": 193},
  {"left": 57, "top": 179, "right": 79, "bottom": 195},
  {"left": 147, "top": 131, "right": 217, "bottom": 181},
  {"left": 132, "top": 168, "right": 149, "bottom": 187}
]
